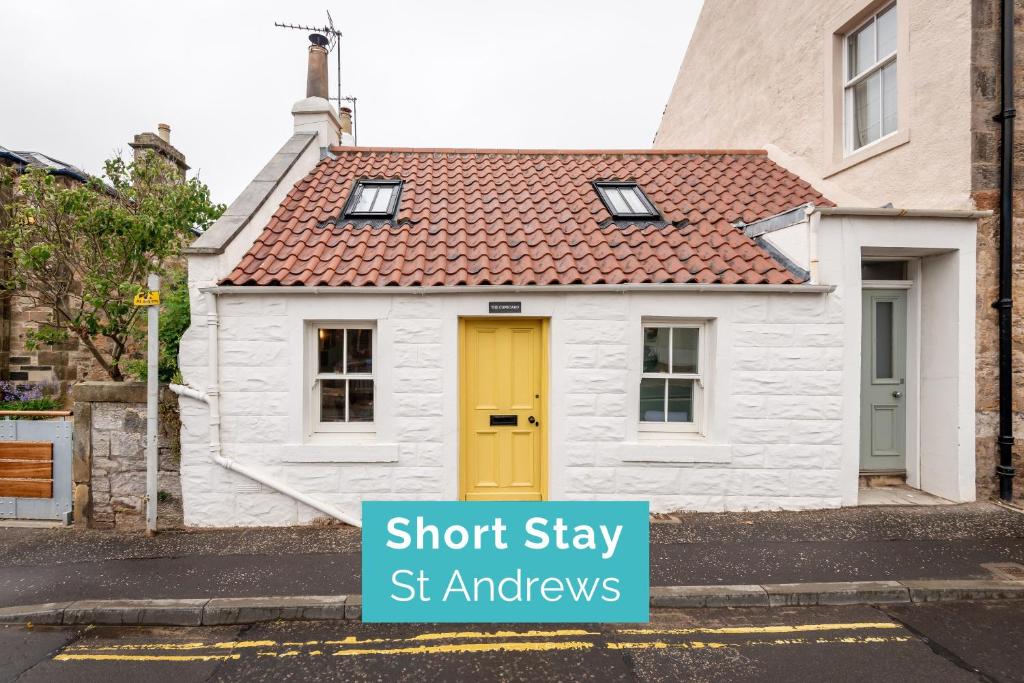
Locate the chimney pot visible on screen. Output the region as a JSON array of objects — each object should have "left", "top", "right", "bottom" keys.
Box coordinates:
[
  {"left": 157, "top": 123, "right": 171, "bottom": 143},
  {"left": 306, "top": 34, "right": 329, "bottom": 99},
  {"left": 339, "top": 107, "right": 353, "bottom": 135}
]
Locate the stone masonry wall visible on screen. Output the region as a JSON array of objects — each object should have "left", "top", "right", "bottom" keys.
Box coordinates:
[
  {"left": 72, "top": 382, "right": 181, "bottom": 529},
  {"left": 177, "top": 290, "right": 845, "bottom": 527},
  {"left": 971, "top": 0, "right": 1024, "bottom": 503},
  {"left": 559, "top": 293, "right": 844, "bottom": 512}
]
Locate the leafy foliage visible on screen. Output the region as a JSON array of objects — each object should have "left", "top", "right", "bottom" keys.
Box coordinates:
[
  {"left": 124, "top": 267, "right": 191, "bottom": 383},
  {"left": 0, "top": 152, "right": 223, "bottom": 381}
]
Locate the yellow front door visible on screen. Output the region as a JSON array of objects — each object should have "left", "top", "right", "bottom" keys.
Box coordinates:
[{"left": 460, "top": 318, "right": 548, "bottom": 500}]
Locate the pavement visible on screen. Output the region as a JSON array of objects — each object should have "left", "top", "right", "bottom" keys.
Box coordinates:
[
  {"left": 4, "top": 602, "right": 1023, "bottom": 681},
  {"left": 2, "top": 502, "right": 1024, "bottom": 609}
]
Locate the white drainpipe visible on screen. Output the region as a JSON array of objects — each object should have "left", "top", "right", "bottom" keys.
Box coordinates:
[{"left": 169, "top": 291, "right": 361, "bottom": 528}]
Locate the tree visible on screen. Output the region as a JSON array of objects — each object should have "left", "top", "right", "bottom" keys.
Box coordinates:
[{"left": 0, "top": 152, "right": 223, "bottom": 381}]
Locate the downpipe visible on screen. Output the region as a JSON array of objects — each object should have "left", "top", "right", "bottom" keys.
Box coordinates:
[
  {"left": 995, "top": 0, "right": 1016, "bottom": 501},
  {"left": 168, "top": 291, "right": 362, "bottom": 528}
]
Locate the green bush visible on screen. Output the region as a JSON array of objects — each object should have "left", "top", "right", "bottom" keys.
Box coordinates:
[
  {"left": 125, "top": 267, "right": 190, "bottom": 383},
  {"left": 0, "top": 397, "right": 62, "bottom": 411}
]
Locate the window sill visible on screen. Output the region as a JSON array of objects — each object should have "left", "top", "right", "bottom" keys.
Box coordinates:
[
  {"left": 825, "top": 128, "right": 910, "bottom": 178},
  {"left": 638, "top": 424, "right": 701, "bottom": 436},
  {"left": 282, "top": 442, "right": 398, "bottom": 463},
  {"left": 619, "top": 441, "right": 731, "bottom": 464}
]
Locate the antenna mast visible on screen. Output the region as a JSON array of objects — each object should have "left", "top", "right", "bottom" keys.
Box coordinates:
[{"left": 274, "top": 11, "right": 358, "bottom": 144}]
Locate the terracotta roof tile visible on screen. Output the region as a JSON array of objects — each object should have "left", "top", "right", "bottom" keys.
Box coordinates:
[{"left": 222, "top": 148, "right": 832, "bottom": 287}]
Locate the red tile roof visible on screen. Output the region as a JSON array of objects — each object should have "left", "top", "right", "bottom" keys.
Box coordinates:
[{"left": 223, "top": 148, "right": 831, "bottom": 287}]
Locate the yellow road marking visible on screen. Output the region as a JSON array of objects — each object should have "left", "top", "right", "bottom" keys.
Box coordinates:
[
  {"left": 608, "top": 635, "right": 911, "bottom": 650},
  {"left": 53, "top": 621, "right": 912, "bottom": 663},
  {"left": 406, "top": 629, "right": 598, "bottom": 641},
  {"left": 333, "top": 641, "right": 594, "bottom": 657},
  {"left": 65, "top": 639, "right": 278, "bottom": 652},
  {"left": 55, "top": 653, "right": 241, "bottom": 663},
  {"left": 615, "top": 622, "right": 901, "bottom": 636},
  {"left": 65, "top": 629, "right": 598, "bottom": 652}
]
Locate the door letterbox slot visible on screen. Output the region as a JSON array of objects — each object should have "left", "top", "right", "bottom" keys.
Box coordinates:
[{"left": 490, "top": 414, "right": 518, "bottom": 426}]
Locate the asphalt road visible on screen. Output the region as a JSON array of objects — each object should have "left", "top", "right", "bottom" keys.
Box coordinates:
[{"left": 4, "top": 602, "right": 1022, "bottom": 682}]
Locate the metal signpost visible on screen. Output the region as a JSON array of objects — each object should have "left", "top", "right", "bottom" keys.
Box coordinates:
[{"left": 135, "top": 274, "right": 161, "bottom": 535}]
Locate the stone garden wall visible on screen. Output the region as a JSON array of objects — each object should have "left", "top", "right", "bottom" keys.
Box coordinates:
[{"left": 72, "top": 382, "right": 181, "bottom": 529}]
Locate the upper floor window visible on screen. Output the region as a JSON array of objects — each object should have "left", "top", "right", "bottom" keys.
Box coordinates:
[
  {"left": 639, "top": 323, "right": 704, "bottom": 433},
  {"left": 844, "top": 3, "right": 897, "bottom": 152},
  {"left": 594, "top": 182, "right": 661, "bottom": 220},
  {"left": 345, "top": 180, "right": 402, "bottom": 219}
]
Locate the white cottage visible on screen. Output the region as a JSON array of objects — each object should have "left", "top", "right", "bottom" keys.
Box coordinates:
[{"left": 176, "top": 43, "right": 982, "bottom": 527}]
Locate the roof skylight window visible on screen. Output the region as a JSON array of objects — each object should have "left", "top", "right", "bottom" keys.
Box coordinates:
[
  {"left": 593, "top": 182, "right": 660, "bottom": 220},
  {"left": 345, "top": 179, "right": 402, "bottom": 219}
]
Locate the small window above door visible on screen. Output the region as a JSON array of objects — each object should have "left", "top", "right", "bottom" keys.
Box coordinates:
[{"left": 861, "top": 260, "right": 907, "bottom": 281}]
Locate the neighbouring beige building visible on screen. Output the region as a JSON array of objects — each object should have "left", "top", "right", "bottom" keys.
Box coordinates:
[{"left": 656, "top": 0, "right": 1022, "bottom": 502}]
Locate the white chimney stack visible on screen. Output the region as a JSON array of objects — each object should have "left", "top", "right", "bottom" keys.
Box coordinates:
[{"left": 292, "top": 33, "right": 341, "bottom": 148}]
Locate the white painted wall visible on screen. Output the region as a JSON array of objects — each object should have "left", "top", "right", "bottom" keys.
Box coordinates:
[
  {"left": 813, "top": 211, "right": 977, "bottom": 504},
  {"left": 654, "top": 0, "right": 973, "bottom": 210},
  {"left": 178, "top": 289, "right": 849, "bottom": 526}
]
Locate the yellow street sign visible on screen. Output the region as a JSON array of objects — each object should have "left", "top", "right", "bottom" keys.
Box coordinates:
[{"left": 133, "top": 291, "right": 161, "bottom": 306}]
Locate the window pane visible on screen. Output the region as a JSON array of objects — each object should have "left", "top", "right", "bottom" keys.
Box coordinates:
[
  {"left": 875, "top": 301, "right": 894, "bottom": 379},
  {"left": 369, "top": 185, "right": 394, "bottom": 213},
  {"left": 861, "top": 260, "right": 906, "bottom": 280},
  {"left": 346, "top": 328, "right": 373, "bottom": 373},
  {"left": 639, "top": 378, "right": 666, "bottom": 422},
  {"left": 320, "top": 379, "right": 346, "bottom": 422},
  {"left": 671, "top": 328, "right": 699, "bottom": 373},
  {"left": 666, "top": 379, "right": 694, "bottom": 423},
  {"left": 876, "top": 5, "right": 897, "bottom": 59},
  {"left": 642, "top": 327, "right": 671, "bottom": 372},
  {"left": 604, "top": 188, "right": 631, "bottom": 215},
  {"left": 352, "top": 185, "right": 377, "bottom": 213},
  {"left": 621, "top": 187, "right": 650, "bottom": 214},
  {"left": 848, "top": 20, "right": 876, "bottom": 79},
  {"left": 852, "top": 70, "right": 882, "bottom": 149},
  {"left": 881, "top": 61, "right": 898, "bottom": 136},
  {"left": 318, "top": 329, "right": 346, "bottom": 373},
  {"left": 349, "top": 379, "right": 374, "bottom": 422}
]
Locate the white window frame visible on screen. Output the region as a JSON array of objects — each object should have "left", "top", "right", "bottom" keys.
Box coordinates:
[
  {"left": 307, "top": 322, "right": 376, "bottom": 435},
  {"left": 638, "top": 321, "right": 707, "bottom": 435},
  {"left": 842, "top": 2, "right": 898, "bottom": 155}
]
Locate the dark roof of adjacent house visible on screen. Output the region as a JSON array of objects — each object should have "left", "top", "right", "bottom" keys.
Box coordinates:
[
  {"left": 0, "top": 145, "right": 90, "bottom": 182},
  {"left": 222, "top": 147, "right": 832, "bottom": 288}
]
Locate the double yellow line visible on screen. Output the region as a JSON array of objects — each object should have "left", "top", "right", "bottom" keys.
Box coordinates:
[{"left": 55, "top": 622, "right": 906, "bottom": 663}]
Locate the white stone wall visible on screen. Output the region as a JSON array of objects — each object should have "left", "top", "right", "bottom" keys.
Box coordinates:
[{"left": 178, "top": 289, "right": 845, "bottom": 526}]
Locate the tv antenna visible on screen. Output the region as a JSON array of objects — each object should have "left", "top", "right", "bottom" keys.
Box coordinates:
[{"left": 274, "top": 11, "right": 358, "bottom": 144}]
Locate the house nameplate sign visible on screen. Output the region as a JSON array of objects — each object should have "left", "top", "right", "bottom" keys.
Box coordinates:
[{"left": 489, "top": 301, "right": 522, "bottom": 314}]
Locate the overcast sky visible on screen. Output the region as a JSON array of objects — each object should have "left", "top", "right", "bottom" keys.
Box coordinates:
[{"left": 0, "top": 1, "right": 701, "bottom": 204}]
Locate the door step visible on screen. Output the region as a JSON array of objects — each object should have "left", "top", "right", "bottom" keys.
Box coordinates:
[{"left": 859, "top": 472, "right": 907, "bottom": 488}]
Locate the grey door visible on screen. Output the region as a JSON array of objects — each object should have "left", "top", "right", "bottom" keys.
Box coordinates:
[{"left": 860, "top": 289, "right": 907, "bottom": 472}]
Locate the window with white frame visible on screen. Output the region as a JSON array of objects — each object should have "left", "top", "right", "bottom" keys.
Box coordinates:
[
  {"left": 844, "top": 3, "right": 897, "bottom": 153},
  {"left": 639, "top": 324, "right": 704, "bottom": 432},
  {"left": 310, "top": 324, "right": 374, "bottom": 431}
]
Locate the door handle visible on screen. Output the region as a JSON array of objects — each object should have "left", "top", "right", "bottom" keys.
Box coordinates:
[
  {"left": 528, "top": 415, "right": 539, "bottom": 427},
  {"left": 892, "top": 391, "right": 903, "bottom": 399}
]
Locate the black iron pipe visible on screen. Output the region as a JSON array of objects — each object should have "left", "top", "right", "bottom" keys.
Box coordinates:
[{"left": 995, "top": 0, "right": 1016, "bottom": 501}]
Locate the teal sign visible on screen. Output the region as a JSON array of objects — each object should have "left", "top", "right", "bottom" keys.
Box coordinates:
[{"left": 362, "top": 501, "right": 649, "bottom": 623}]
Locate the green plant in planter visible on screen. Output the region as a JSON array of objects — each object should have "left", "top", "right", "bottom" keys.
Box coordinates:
[{"left": 0, "top": 381, "right": 62, "bottom": 414}]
